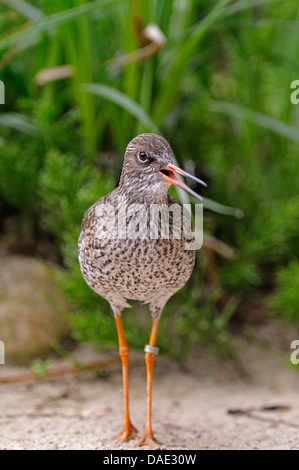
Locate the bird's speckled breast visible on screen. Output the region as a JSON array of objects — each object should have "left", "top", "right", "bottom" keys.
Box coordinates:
[{"left": 78, "top": 191, "right": 195, "bottom": 315}]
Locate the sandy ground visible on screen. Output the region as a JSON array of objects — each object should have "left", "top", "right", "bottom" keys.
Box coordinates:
[{"left": 0, "top": 321, "right": 299, "bottom": 450}]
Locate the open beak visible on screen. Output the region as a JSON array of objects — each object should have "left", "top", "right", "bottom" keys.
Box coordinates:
[{"left": 159, "top": 162, "right": 207, "bottom": 202}]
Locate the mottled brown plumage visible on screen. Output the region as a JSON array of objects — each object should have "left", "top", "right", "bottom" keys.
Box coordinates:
[
  {"left": 78, "top": 134, "right": 196, "bottom": 318},
  {"left": 78, "top": 133, "right": 206, "bottom": 446}
]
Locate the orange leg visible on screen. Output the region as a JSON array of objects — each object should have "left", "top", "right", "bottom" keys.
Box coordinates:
[
  {"left": 115, "top": 316, "right": 137, "bottom": 442},
  {"left": 138, "top": 317, "right": 160, "bottom": 446}
]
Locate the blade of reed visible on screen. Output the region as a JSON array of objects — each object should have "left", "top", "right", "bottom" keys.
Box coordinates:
[
  {"left": 0, "top": 112, "right": 41, "bottom": 136},
  {"left": 0, "top": 0, "right": 122, "bottom": 53},
  {"left": 153, "top": 0, "right": 231, "bottom": 128},
  {"left": 82, "top": 83, "right": 160, "bottom": 134},
  {"left": 210, "top": 100, "right": 299, "bottom": 143}
]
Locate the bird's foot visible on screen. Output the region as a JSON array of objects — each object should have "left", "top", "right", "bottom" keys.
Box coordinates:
[
  {"left": 115, "top": 422, "right": 138, "bottom": 442},
  {"left": 137, "top": 430, "right": 160, "bottom": 447}
]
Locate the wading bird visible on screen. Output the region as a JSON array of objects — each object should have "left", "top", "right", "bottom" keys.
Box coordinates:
[{"left": 78, "top": 134, "right": 206, "bottom": 446}]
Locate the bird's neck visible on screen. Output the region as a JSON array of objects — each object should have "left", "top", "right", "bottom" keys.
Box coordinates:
[{"left": 117, "top": 181, "right": 169, "bottom": 205}]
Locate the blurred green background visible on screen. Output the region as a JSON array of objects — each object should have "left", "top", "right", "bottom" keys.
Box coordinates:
[{"left": 1, "top": 0, "right": 299, "bottom": 361}]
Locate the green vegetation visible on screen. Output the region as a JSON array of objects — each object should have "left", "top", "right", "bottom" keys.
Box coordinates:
[
  {"left": 1, "top": 0, "right": 299, "bottom": 358},
  {"left": 30, "top": 358, "right": 52, "bottom": 377}
]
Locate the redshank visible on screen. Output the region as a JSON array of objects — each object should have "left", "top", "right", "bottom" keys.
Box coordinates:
[{"left": 78, "top": 133, "right": 206, "bottom": 446}]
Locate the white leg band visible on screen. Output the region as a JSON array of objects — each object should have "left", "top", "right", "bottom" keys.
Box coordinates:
[{"left": 144, "top": 345, "right": 159, "bottom": 355}]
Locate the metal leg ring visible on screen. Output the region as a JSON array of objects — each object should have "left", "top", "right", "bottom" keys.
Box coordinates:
[{"left": 144, "top": 344, "right": 159, "bottom": 355}]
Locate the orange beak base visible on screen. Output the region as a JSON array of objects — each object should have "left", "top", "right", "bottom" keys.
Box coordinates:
[{"left": 159, "top": 163, "right": 206, "bottom": 202}]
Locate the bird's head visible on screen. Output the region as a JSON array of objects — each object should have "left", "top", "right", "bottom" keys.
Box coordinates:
[{"left": 119, "top": 133, "right": 206, "bottom": 202}]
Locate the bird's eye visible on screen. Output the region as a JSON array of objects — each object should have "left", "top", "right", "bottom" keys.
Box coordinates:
[{"left": 138, "top": 151, "right": 148, "bottom": 163}]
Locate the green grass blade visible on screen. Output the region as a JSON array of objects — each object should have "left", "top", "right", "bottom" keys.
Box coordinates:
[
  {"left": 0, "top": 113, "right": 41, "bottom": 136},
  {"left": 223, "top": 0, "right": 283, "bottom": 16},
  {"left": 153, "top": 0, "right": 231, "bottom": 127},
  {"left": 203, "top": 197, "right": 244, "bottom": 218},
  {"left": 1, "top": 0, "right": 44, "bottom": 21},
  {"left": 82, "top": 83, "right": 160, "bottom": 134},
  {"left": 210, "top": 100, "right": 299, "bottom": 143},
  {"left": 0, "top": 0, "right": 122, "bottom": 53}
]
